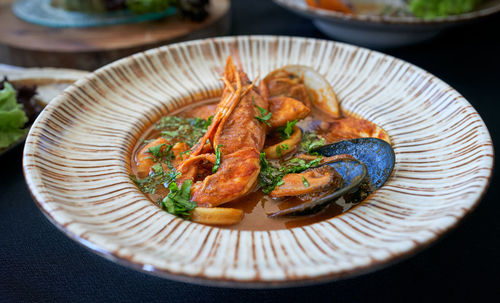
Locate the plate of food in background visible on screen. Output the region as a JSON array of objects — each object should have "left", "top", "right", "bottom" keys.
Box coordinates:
[
  {"left": 0, "top": 66, "right": 87, "bottom": 156},
  {"left": 273, "top": 0, "right": 500, "bottom": 48},
  {"left": 23, "top": 36, "right": 493, "bottom": 287},
  {"left": 13, "top": 0, "right": 210, "bottom": 28}
]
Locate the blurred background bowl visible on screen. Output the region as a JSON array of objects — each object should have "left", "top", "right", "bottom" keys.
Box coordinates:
[{"left": 273, "top": 0, "right": 500, "bottom": 48}]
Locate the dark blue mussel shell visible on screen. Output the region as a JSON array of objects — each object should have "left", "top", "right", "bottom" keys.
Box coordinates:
[
  {"left": 314, "top": 138, "right": 395, "bottom": 190},
  {"left": 268, "top": 138, "right": 395, "bottom": 217}
]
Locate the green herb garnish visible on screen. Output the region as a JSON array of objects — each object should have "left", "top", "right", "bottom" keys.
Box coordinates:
[
  {"left": 254, "top": 105, "right": 272, "bottom": 126},
  {"left": 258, "top": 153, "right": 323, "bottom": 194},
  {"left": 161, "top": 180, "right": 197, "bottom": 219},
  {"left": 276, "top": 144, "right": 289, "bottom": 157},
  {"left": 212, "top": 144, "right": 223, "bottom": 173},
  {"left": 258, "top": 153, "right": 285, "bottom": 194},
  {"left": 281, "top": 157, "right": 323, "bottom": 174},
  {"left": 179, "top": 150, "right": 190, "bottom": 160},
  {"left": 146, "top": 143, "right": 175, "bottom": 168},
  {"left": 130, "top": 165, "right": 179, "bottom": 194},
  {"left": 146, "top": 143, "right": 167, "bottom": 159},
  {"left": 300, "top": 131, "right": 326, "bottom": 154},
  {"left": 276, "top": 120, "right": 298, "bottom": 139},
  {"left": 156, "top": 116, "right": 211, "bottom": 146},
  {"left": 302, "top": 176, "right": 310, "bottom": 188},
  {"left": 205, "top": 115, "right": 213, "bottom": 129},
  {"left": 163, "top": 145, "right": 175, "bottom": 169}
]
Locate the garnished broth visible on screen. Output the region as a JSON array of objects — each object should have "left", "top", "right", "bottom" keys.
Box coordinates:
[
  {"left": 131, "top": 99, "right": 387, "bottom": 230},
  {"left": 130, "top": 58, "right": 392, "bottom": 231}
]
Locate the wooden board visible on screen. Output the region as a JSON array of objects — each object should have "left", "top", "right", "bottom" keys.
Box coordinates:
[{"left": 0, "top": 0, "right": 230, "bottom": 70}]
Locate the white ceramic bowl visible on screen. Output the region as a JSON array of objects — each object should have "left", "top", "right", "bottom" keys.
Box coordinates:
[
  {"left": 23, "top": 36, "right": 493, "bottom": 287},
  {"left": 273, "top": 0, "right": 500, "bottom": 48}
]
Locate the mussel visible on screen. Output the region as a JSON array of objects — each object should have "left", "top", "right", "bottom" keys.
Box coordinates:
[
  {"left": 268, "top": 138, "right": 395, "bottom": 217},
  {"left": 314, "top": 138, "right": 395, "bottom": 189},
  {"left": 262, "top": 65, "right": 394, "bottom": 218},
  {"left": 263, "top": 65, "right": 341, "bottom": 118}
]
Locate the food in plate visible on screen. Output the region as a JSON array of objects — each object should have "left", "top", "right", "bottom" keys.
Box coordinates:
[
  {"left": 0, "top": 79, "right": 41, "bottom": 149},
  {"left": 51, "top": 0, "right": 210, "bottom": 21},
  {"left": 0, "top": 67, "right": 88, "bottom": 154},
  {"left": 130, "top": 56, "right": 393, "bottom": 230},
  {"left": 306, "top": 0, "right": 485, "bottom": 19}
]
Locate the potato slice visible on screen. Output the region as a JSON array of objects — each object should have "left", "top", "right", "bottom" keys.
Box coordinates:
[
  {"left": 191, "top": 207, "right": 244, "bottom": 226},
  {"left": 264, "top": 126, "right": 301, "bottom": 159}
]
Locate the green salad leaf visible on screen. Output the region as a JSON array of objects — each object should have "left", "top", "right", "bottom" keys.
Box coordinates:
[
  {"left": 126, "top": 0, "right": 174, "bottom": 14},
  {"left": 0, "top": 82, "right": 28, "bottom": 148},
  {"left": 408, "top": 0, "right": 483, "bottom": 18}
]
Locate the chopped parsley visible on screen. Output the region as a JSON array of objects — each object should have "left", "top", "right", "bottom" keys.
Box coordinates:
[
  {"left": 146, "top": 143, "right": 175, "bottom": 168},
  {"left": 161, "top": 180, "right": 197, "bottom": 220},
  {"left": 146, "top": 143, "right": 166, "bottom": 158},
  {"left": 258, "top": 153, "right": 323, "bottom": 194},
  {"left": 254, "top": 105, "right": 272, "bottom": 126},
  {"left": 212, "top": 144, "right": 223, "bottom": 173},
  {"left": 130, "top": 164, "right": 179, "bottom": 194},
  {"left": 156, "top": 116, "right": 212, "bottom": 146},
  {"left": 281, "top": 157, "right": 323, "bottom": 174},
  {"left": 300, "top": 131, "right": 326, "bottom": 154},
  {"left": 258, "top": 153, "right": 285, "bottom": 194},
  {"left": 163, "top": 145, "right": 175, "bottom": 169},
  {"left": 276, "top": 144, "right": 289, "bottom": 157},
  {"left": 205, "top": 115, "right": 214, "bottom": 129},
  {"left": 179, "top": 150, "right": 190, "bottom": 160},
  {"left": 302, "top": 176, "right": 310, "bottom": 188},
  {"left": 276, "top": 120, "right": 298, "bottom": 139}
]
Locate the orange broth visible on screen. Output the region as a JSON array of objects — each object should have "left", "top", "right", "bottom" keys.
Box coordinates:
[{"left": 131, "top": 99, "right": 389, "bottom": 230}]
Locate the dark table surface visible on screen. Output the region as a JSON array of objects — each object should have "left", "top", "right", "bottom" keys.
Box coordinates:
[{"left": 1, "top": 1, "right": 499, "bottom": 302}]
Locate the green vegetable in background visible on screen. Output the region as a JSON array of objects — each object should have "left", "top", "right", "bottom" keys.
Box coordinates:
[
  {"left": 0, "top": 82, "right": 28, "bottom": 148},
  {"left": 408, "top": 0, "right": 483, "bottom": 18},
  {"left": 126, "top": 0, "right": 174, "bottom": 14}
]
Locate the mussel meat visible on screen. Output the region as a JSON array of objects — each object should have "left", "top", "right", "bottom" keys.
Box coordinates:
[{"left": 268, "top": 138, "right": 395, "bottom": 217}]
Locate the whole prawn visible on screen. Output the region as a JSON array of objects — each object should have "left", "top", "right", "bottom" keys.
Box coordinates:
[{"left": 176, "top": 56, "right": 268, "bottom": 207}]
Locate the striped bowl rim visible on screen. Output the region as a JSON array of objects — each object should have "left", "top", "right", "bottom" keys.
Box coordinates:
[{"left": 23, "top": 36, "right": 493, "bottom": 287}]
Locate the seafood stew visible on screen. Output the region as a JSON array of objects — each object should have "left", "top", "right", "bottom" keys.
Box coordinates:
[{"left": 130, "top": 57, "right": 392, "bottom": 230}]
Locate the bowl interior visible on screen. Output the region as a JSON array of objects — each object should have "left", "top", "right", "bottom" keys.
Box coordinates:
[{"left": 23, "top": 36, "right": 493, "bottom": 287}]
